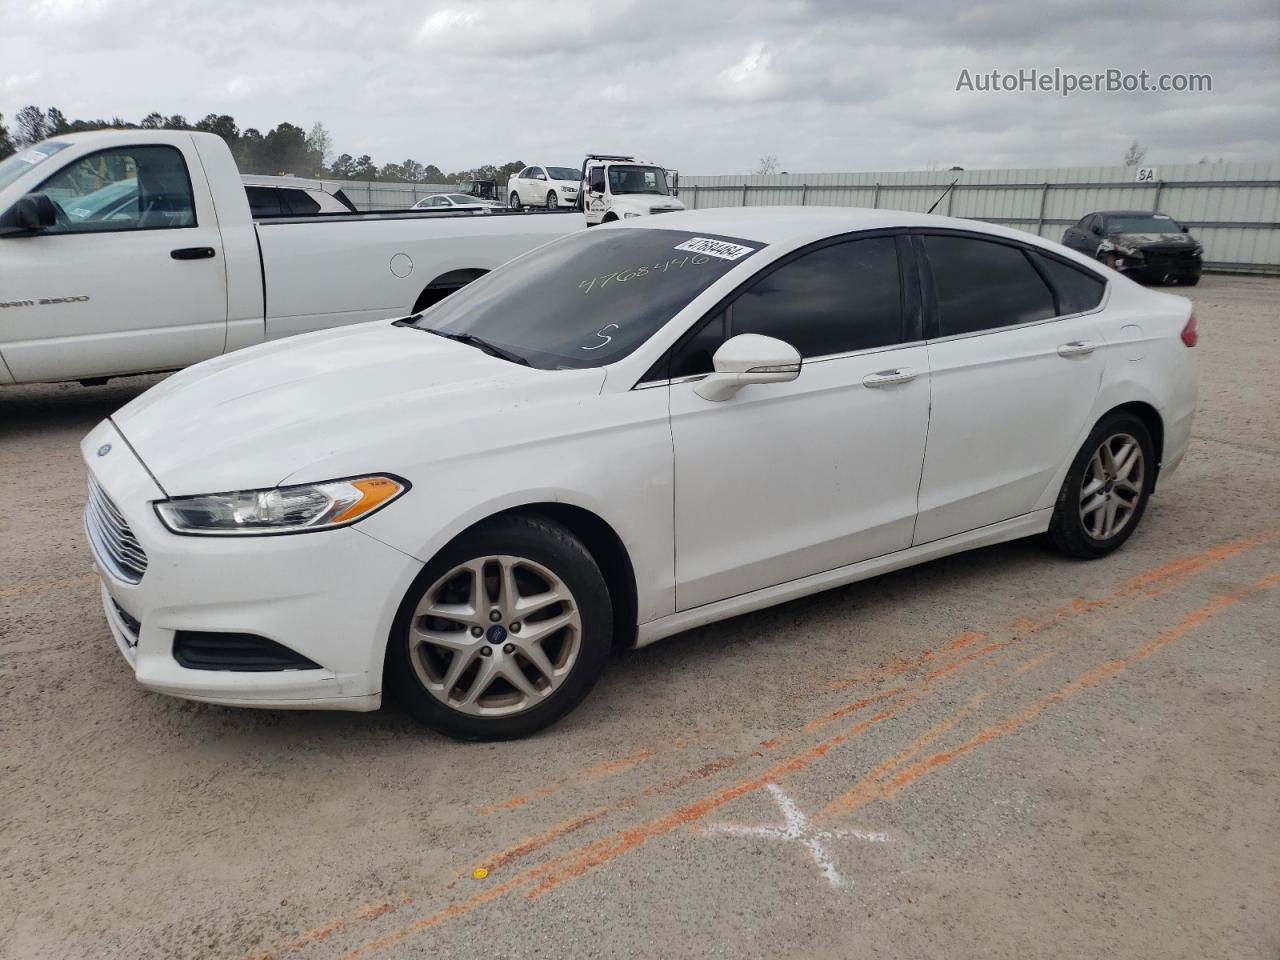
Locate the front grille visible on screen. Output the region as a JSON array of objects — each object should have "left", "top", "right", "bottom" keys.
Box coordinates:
[
  {"left": 649, "top": 207, "right": 678, "bottom": 214},
  {"left": 1145, "top": 245, "right": 1199, "bottom": 262},
  {"left": 86, "top": 474, "right": 148, "bottom": 584},
  {"left": 173, "top": 631, "right": 322, "bottom": 672}
]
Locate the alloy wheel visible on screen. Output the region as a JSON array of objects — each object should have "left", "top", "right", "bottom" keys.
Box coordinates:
[
  {"left": 408, "top": 555, "right": 582, "bottom": 717},
  {"left": 1078, "top": 432, "right": 1145, "bottom": 540}
]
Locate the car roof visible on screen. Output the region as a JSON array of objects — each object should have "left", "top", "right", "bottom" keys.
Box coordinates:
[{"left": 612, "top": 206, "right": 1054, "bottom": 248}]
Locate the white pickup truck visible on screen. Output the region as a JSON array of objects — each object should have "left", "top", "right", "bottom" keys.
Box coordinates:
[{"left": 0, "top": 130, "right": 580, "bottom": 385}]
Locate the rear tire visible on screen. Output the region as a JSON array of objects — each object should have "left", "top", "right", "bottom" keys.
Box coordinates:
[
  {"left": 1047, "top": 412, "right": 1155, "bottom": 559},
  {"left": 386, "top": 515, "right": 613, "bottom": 740},
  {"left": 509, "top": 192, "right": 521, "bottom": 211}
]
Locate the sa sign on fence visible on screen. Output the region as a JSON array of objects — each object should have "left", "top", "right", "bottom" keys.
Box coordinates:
[{"left": 1135, "top": 167, "right": 1158, "bottom": 183}]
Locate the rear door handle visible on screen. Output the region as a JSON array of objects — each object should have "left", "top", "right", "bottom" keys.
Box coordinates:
[
  {"left": 862, "top": 368, "right": 918, "bottom": 388},
  {"left": 1057, "top": 340, "right": 1096, "bottom": 358},
  {"left": 170, "top": 246, "right": 216, "bottom": 260}
]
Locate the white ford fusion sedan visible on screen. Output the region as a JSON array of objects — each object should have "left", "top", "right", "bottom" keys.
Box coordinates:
[{"left": 82, "top": 208, "right": 1198, "bottom": 739}]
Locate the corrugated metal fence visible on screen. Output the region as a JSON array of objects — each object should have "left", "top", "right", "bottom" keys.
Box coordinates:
[
  {"left": 678, "top": 162, "right": 1279, "bottom": 274},
  {"left": 333, "top": 180, "right": 457, "bottom": 209}
]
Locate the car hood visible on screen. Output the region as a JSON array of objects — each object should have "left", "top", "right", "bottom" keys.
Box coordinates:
[
  {"left": 111, "top": 321, "right": 606, "bottom": 496},
  {"left": 1108, "top": 231, "right": 1198, "bottom": 249}
]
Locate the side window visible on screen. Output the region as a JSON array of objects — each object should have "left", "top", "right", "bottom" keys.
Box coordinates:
[
  {"left": 730, "top": 237, "right": 902, "bottom": 358},
  {"left": 245, "top": 186, "right": 281, "bottom": 218},
  {"left": 34, "top": 145, "right": 195, "bottom": 232},
  {"left": 518, "top": 167, "right": 532, "bottom": 179},
  {"left": 1030, "top": 252, "right": 1106, "bottom": 315},
  {"left": 923, "top": 235, "right": 1055, "bottom": 336},
  {"left": 281, "top": 188, "right": 320, "bottom": 216},
  {"left": 668, "top": 236, "right": 902, "bottom": 377}
]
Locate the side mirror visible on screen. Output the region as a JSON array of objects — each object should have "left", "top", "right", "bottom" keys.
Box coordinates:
[
  {"left": 0, "top": 194, "right": 57, "bottom": 236},
  {"left": 695, "top": 334, "right": 801, "bottom": 402},
  {"left": 1180, "top": 225, "right": 1189, "bottom": 233}
]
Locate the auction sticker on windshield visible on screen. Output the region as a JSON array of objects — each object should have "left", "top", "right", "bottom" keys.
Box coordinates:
[{"left": 672, "top": 237, "right": 757, "bottom": 261}]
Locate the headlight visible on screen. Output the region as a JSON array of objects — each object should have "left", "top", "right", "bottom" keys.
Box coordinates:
[
  {"left": 623, "top": 212, "right": 642, "bottom": 219},
  {"left": 154, "top": 475, "right": 407, "bottom": 536},
  {"left": 1192, "top": 244, "right": 1204, "bottom": 256}
]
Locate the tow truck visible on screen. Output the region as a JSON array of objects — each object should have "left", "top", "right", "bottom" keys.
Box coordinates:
[{"left": 577, "top": 154, "right": 685, "bottom": 225}]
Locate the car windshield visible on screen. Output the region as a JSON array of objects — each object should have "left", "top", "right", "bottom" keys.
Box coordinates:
[
  {"left": 0, "top": 141, "right": 73, "bottom": 193},
  {"left": 546, "top": 167, "right": 580, "bottom": 182},
  {"left": 608, "top": 165, "right": 669, "bottom": 195},
  {"left": 410, "top": 228, "right": 764, "bottom": 370},
  {"left": 1104, "top": 214, "right": 1184, "bottom": 235}
]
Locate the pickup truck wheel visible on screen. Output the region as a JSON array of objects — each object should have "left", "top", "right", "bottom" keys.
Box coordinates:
[
  {"left": 546, "top": 191, "right": 558, "bottom": 210},
  {"left": 509, "top": 193, "right": 521, "bottom": 210},
  {"left": 386, "top": 515, "right": 613, "bottom": 740}
]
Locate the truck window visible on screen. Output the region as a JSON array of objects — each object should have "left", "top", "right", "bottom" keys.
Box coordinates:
[
  {"left": 33, "top": 145, "right": 196, "bottom": 232},
  {"left": 281, "top": 188, "right": 321, "bottom": 216},
  {"left": 246, "top": 186, "right": 283, "bottom": 218}
]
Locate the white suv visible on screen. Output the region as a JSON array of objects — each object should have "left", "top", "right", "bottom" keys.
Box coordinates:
[{"left": 507, "top": 165, "right": 580, "bottom": 210}]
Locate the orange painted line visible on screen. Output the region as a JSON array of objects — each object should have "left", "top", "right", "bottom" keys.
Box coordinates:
[
  {"left": 477, "top": 742, "right": 681, "bottom": 816},
  {"left": 283, "top": 532, "right": 1278, "bottom": 958},
  {"left": 523, "top": 567, "right": 1280, "bottom": 902},
  {"left": 255, "top": 755, "right": 746, "bottom": 960},
  {"left": 0, "top": 572, "right": 97, "bottom": 599},
  {"left": 827, "top": 528, "right": 1278, "bottom": 694},
  {"left": 821, "top": 648, "right": 1059, "bottom": 820},
  {"left": 871, "top": 574, "right": 1278, "bottom": 809}
]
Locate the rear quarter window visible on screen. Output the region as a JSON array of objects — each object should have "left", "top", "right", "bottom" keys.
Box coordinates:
[{"left": 1030, "top": 252, "right": 1106, "bottom": 315}]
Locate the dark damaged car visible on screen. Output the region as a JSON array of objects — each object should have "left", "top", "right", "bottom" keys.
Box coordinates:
[{"left": 1061, "top": 210, "right": 1203, "bottom": 286}]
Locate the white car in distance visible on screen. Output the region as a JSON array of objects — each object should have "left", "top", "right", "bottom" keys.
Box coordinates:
[
  {"left": 412, "top": 193, "right": 503, "bottom": 213},
  {"left": 82, "top": 208, "right": 1197, "bottom": 740},
  {"left": 506, "top": 165, "right": 581, "bottom": 210}
]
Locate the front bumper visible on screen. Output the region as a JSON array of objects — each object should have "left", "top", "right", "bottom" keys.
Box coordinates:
[
  {"left": 82, "top": 420, "right": 423, "bottom": 711},
  {"left": 1112, "top": 256, "right": 1202, "bottom": 283}
]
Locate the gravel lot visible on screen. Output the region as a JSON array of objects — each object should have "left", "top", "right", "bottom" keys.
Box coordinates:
[{"left": 1, "top": 274, "right": 1277, "bottom": 960}]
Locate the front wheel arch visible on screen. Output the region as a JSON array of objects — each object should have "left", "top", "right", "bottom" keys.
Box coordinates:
[{"left": 410, "top": 268, "right": 489, "bottom": 313}]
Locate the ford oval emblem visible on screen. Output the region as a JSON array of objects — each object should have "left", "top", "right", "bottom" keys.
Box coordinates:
[{"left": 97, "top": 443, "right": 111, "bottom": 457}]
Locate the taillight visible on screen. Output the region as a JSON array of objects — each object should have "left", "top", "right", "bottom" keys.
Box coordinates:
[{"left": 1180, "top": 312, "right": 1198, "bottom": 347}]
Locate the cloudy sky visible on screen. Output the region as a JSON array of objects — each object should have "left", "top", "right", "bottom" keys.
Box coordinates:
[{"left": 2, "top": 0, "right": 1277, "bottom": 174}]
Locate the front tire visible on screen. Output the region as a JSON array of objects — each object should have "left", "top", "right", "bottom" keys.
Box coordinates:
[
  {"left": 386, "top": 515, "right": 613, "bottom": 740},
  {"left": 546, "top": 191, "right": 558, "bottom": 210},
  {"left": 1047, "top": 412, "right": 1155, "bottom": 559}
]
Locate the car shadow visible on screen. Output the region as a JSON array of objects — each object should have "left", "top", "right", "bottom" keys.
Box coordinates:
[{"left": 0, "top": 374, "right": 166, "bottom": 440}]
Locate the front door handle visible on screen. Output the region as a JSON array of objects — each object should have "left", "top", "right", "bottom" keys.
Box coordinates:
[
  {"left": 862, "top": 368, "right": 918, "bottom": 388},
  {"left": 170, "top": 246, "right": 216, "bottom": 260},
  {"left": 1057, "top": 340, "right": 1096, "bottom": 358}
]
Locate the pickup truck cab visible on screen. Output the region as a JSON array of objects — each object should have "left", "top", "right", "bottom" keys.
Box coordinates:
[
  {"left": 0, "top": 130, "right": 579, "bottom": 385},
  {"left": 581, "top": 155, "right": 684, "bottom": 226}
]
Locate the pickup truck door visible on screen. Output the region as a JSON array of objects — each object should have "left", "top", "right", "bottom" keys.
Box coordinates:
[{"left": 0, "top": 140, "right": 227, "bottom": 383}]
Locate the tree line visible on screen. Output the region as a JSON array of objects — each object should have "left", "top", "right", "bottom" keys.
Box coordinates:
[{"left": 0, "top": 106, "right": 524, "bottom": 185}]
